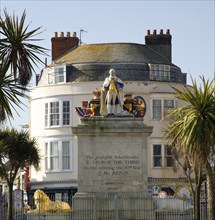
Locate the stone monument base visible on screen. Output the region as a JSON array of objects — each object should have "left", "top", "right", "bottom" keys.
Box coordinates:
[{"left": 72, "top": 192, "right": 156, "bottom": 220}]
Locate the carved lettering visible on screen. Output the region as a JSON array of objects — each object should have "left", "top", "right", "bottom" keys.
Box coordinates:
[{"left": 84, "top": 154, "right": 141, "bottom": 177}]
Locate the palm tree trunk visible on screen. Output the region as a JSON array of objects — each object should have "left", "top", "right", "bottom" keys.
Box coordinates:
[
  {"left": 206, "top": 165, "right": 215, "bottom": 220},
  {"left": 192, "top": 167, "right": 202, "bottom": 220},
  {"left": 193, "top": 184, "right": 201, "bottom": 220},
  {"left": 7, "top": 183, "right": 13, "bottom": 220}
]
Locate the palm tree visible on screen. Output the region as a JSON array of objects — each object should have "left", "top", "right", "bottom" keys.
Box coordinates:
[
  {"left": 165, "top": 133, "right": 204, "bottom": 220},
  {"left": 0, "top": 9, "right": 48, "bottom": 123},
  {"left": 0, "top": 128, "right": 40, "bottom": 220},
  {"left": 0, "top": 9, "right": 48, "bottom": 86},
  {"left": 164, "top": 77, "right": 215, "bottom": 220}
]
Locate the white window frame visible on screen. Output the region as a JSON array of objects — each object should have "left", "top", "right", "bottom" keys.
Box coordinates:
[
  {"left": 50, "top": 102, "right": 60, "bottom": 126},
  {"left": 63, "top": 101, "right": 70, "bottom": 126},
  {"left": 153, "top": 144, "right": 173, "bottom": 168},
  {"left": 149, "top": 64, "right": 170, "bottom": 81},
  {"left": 44, "top": 140, "right": 72, "bottom": 172},
  {"left": 62, "top": 141, "right": 70, "bottom": 170},
  {"left": 54, "top": 66, "right": 66, "bottom": 84},
  {"left": 45, "top": 100, "right": 71, "bottom": 128},
  {"left": 50, "top": 141, "right": 59, "bottom": 171},
  {"left": 152, "top": 99, "right": 176, "bottom": 120}
]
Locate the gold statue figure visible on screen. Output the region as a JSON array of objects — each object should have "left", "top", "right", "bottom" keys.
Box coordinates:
[{"left": 28, "top": 189, "right": 71, "bottom": 213}]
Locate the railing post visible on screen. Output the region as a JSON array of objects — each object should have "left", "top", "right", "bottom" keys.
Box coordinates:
[
  {"left": 114, "top": 194, "right": 118, "bottom": 220},
  {"left": 93, "top": 194, "right": 96, "bottom": 220}
]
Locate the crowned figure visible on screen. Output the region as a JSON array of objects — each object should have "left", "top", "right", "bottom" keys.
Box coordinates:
[{"left": 100, "top": 69, "right": 124, "bottom": 115}]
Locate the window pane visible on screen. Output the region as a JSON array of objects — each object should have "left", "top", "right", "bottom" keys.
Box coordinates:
[
  {"left": 164, "top": 100, "right": 174, "bottom": 108},
  {"left": 164, "top": 145, "right": 173, "bottom": 167},
  {"left": 45, "top": 103, "right": 48, "bottom": 127},
  {"left": 62, "top": 142, "right": 70, "bottom": 155},
  {"left": 50, "top": 102, "right": 59, "bottom": 126},
  {"left": 55, "top": 67, "right": 64, "bottom": 83},
  {"left": 155, "top": 65, "right": 159, "bottom": 79},
  {"left": 166, "top": 157, "right": 173, "bottom": 167},
  {"left": 50, "top": 142, "right": 59, "bottom": 170},
  {"left": 159, "top": 65, "right": 164, "bottom": 79},
  {"left": 153, "top": 145, "right": 161, "bottom": 155},
  {"left": 165, "top": 146, "right": 172, "bottom": 156},
  {"left": 45, "top": 143, "right": 48, "bottom": 170},
  {"left": 153, "top": 145, "right": 162, "bottom": 167},
  {"left": 63, "top": 101, "right": 70, "bottom": 125},
  {"left": 63, "top": 157, "right": 70, "bottom": 170},
  {"left": 164, "top": 100, "right": 174, "bottom": 117},
  {"left": 62, "top": 141, "right": 70, "bottom": 170},
  {"left": 150, "top": 64, "right": 155, "bottom": 80},
  {"left": 62, "top": 193, "right": 68, "bottom": 202},
  {"left": 153, "top": 100, "right": 161, "bottom": 120}
]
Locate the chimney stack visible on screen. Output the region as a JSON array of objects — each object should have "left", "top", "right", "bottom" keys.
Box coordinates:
[
  {"left": 145, "top": 29, "right": 172, "bottom": 62},
  {"left": 51, "top": 31, "right": 79, "bottom": 61}
]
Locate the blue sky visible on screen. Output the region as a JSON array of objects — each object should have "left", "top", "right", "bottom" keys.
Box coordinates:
[{"left": 0, "top": 0, "right": 214, "bottom": 129}]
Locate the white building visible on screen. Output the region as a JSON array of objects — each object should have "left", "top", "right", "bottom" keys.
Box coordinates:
[{"left": 29, "top": 29, "right": 190, "bottom": 200}]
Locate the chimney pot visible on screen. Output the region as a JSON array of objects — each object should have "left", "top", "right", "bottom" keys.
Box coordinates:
[
  {"left": 166, "top": 29, "right": 170, "bottom": 35},
  {"left": 147, "top": 30, "right": 150, "bottom": 35},
  {"left": 60, "top": 32, "right": 64, "bottom": 37},
  {"left": 153, "top": 29, "right": 157, "bottom": 35},
  {"left": 160, "top": 29, "right": 163, "bottom": 35},
  {"left": 73, "top": 32, "right": 77, "bottom": 37},
  {"left": 54, "top": 32, "right": 58, "bottom": 37},
  {"left": 67, "top": 32, "right": 70, "bottom": 37}
]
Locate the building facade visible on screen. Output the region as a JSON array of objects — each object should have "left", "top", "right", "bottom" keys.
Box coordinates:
[{"left": 29, "top": 29, "right": 190, "bottom": 200}]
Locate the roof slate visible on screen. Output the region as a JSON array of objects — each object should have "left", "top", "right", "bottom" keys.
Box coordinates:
[{"left": 54, "top": 43, "right": 173, "bottom": 65}]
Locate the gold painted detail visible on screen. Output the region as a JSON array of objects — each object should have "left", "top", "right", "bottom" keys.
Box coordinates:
[
  {"left": 109, "top": 80, "right": 118, "bottom": 94},
  {"left": 75, "top": 87, "right": 146, "bottom": 118},
  {"left": 28, "top": 190, "right": 71, "bottom": 213}
]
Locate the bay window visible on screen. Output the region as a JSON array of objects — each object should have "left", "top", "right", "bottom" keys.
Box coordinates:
[
  {"left": 45, "top": 140, "right": 71, "bottom": 172},
  {"left": 45, "top": 100, "right": 71, "bottom": 127}
]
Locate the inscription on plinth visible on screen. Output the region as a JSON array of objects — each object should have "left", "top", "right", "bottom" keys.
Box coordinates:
[
  {"left": 72, "top": 118, "right": 153, "bottom": 193},
  {"left": 84, "top": 155, "right": 141, "bottom": 177}
]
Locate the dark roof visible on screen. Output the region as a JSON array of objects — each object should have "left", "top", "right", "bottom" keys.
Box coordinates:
[
  {"left": 49, "top": 42, "right": 185, "bottom": 84},
  {"left": 55, "top": 43, "right": 173, "bottom": 65}
]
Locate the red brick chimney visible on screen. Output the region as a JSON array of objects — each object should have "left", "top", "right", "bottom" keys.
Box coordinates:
[
  {"left": 145, "top": 29, "right": 172, "bottom": 62},
  {"left": 51, "top": 31, "right": 79, "bottom": 61}
]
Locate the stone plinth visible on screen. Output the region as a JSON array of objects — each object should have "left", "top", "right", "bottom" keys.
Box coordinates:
[{"left": 72, "top": 117, "right": 153, "bottom": 193}]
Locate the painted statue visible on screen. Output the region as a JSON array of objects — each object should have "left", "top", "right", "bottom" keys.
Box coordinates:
[
  {"left": 28, "top": 189, "right": 71, "bottom": 213},
  {"left": 100, "top": 68, "right": 124, "bottom": 115}
]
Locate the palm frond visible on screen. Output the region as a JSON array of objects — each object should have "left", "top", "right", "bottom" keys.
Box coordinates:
[
  {"left": 165, "top": 77, "right": 215, "bottom": 166},
  {"left": 0, "top": 9, "right": 49, "bottom": 86}
]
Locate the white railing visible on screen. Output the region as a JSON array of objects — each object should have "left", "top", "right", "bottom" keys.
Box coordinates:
[{"left": 0, "top": 193, "right": 208, "bottom": 220}]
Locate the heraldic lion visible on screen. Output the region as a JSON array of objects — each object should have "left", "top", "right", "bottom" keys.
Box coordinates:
[{"left": 28, "top": 189, "right": 71, "bottom": 213}]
